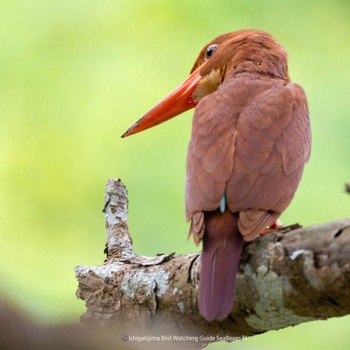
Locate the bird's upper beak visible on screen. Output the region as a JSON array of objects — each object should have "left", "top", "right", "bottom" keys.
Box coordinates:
[{"left": 121, "top": 64, "right": 205, "bottom": 138}]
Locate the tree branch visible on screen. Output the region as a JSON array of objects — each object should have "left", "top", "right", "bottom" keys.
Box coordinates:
[{"left": 75, "top": 179, "right": 350, "bottom": 347}]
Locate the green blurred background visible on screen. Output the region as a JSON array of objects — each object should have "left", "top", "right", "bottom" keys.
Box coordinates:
[{"left": 1, "top": 0, "right": 349, "bottom": 348}]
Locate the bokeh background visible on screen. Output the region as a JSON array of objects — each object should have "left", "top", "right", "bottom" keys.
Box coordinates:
[{"left": 1, "top": 0, "right": 349, "bottom": 349}]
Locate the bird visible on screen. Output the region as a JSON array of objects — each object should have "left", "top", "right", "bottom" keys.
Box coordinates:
[{"left": 122, "top": 30, "right": 311, "bottom": 322}]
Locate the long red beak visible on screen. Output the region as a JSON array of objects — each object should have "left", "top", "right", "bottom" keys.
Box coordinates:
[{"left": 121, "top": 65, "right": 203, "bottom": 138}]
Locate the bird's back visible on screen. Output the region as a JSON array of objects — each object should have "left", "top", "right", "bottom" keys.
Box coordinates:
[{"left": 186, "top": 74, "right": 310, "bottom": 242}]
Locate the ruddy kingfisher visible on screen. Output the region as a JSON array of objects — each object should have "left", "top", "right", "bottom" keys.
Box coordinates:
[{"left": 122, "top": 30, "right": 311, "bottom": 322}]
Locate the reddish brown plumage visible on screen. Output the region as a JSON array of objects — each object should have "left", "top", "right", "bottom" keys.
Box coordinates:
[{"left": 123, "top": 30, "right": 311, "bottom": 322}]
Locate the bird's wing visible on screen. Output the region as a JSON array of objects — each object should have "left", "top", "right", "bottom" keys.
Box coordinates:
[
  {"left": 227, "top": 81, "right": 311, "bottom": 240},
  {"left": 186, "top": 79, "right": 310, "bottom": 243},
  {"left": 186, "top": 79, "right": 246, "bottom": 242}
]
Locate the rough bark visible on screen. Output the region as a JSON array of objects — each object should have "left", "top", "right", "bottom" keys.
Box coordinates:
[{"left": 75, "top": 179, "right": 350, "bottom": 347}]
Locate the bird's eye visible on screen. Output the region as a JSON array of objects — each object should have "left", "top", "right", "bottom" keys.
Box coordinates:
[{"left": 205, "top": 44, "right": 218, "bottom": 59}]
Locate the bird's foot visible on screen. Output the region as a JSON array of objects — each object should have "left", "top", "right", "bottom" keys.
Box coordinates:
[{"left": 259, "top": 219, "right": 283, "bottom": 235}]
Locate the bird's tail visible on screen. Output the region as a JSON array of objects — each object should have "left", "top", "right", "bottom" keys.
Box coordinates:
[{"left": 199, "top": 210, "right": 243, "bottom": 322}]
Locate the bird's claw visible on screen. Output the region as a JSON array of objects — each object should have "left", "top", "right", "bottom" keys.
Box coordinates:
[{"left": 259, "top": 219, "right": 283, "bottom": 235}]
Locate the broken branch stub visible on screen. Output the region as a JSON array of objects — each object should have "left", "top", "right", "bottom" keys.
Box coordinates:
[{"left": 103, "top": 179, "right": 134, "bottom": 260}]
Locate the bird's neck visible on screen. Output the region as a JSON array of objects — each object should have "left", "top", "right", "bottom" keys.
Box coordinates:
[
  {"left": 225, "top": 51, "right": 290, "bottom": 82},
  {"left": 228, "top": 70, "right": 290, "bottom": 82}
]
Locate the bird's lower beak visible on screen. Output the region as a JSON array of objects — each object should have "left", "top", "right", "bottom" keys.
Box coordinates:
[{"left": 122, "top": 64, "right": 203, "bottom": 138}]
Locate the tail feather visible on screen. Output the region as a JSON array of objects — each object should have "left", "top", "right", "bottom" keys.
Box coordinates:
[{"left": 199, "top": 210, "right": 243, "bottom": 321}]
